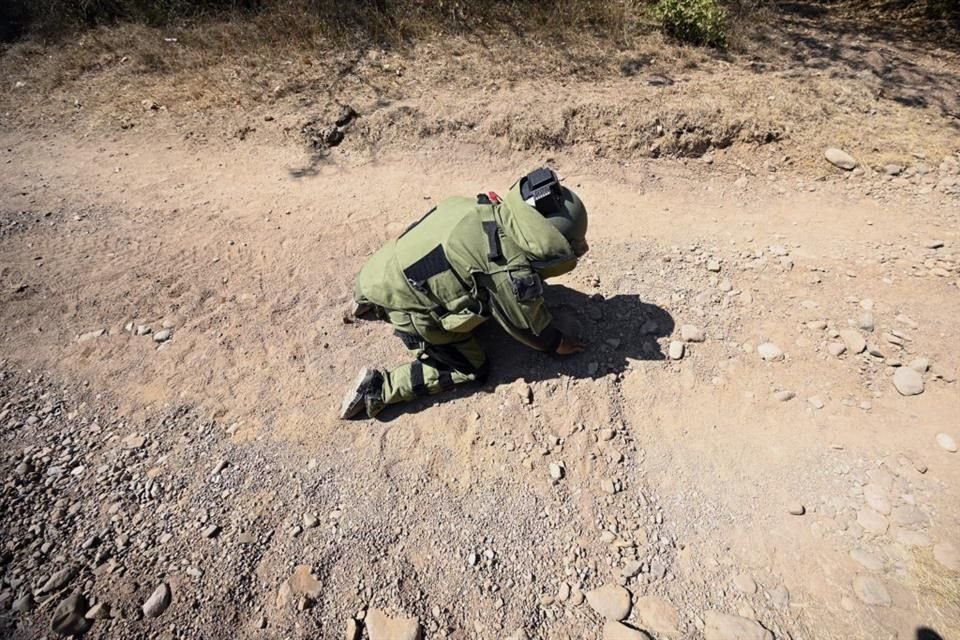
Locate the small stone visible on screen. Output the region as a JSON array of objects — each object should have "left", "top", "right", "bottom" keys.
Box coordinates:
[
  {"left": 838, "top": 329, "right": 866, "bottom": 354},
  {"left": 925, "top": 240, "right": 945, "bottom": 249},
  {"left": 807, "top": 396, "right": 824, "bottom": 410},
  {"left": 706, "top": 259, "right": 721, "bottom": 272},
  {"left": 557, "top": 582, "right": 571, "bottom": 601},
  {"left": 603, "top": 621, "right": 652, "bottom": 640},
  {"left": 936, "top": 433, "right": 958, "bottom": 453},
  {"left": 774, "top": 390, "right": 795, "bottom": 402},
  {"left": 857, "top": 509, "right": 889, "bottom": 535},
  {"left": 668, "top": 341, "right": 684, "bottom": 360},
  {"left": 825, "top": 148, "right": 858, "bottom": 170},
  {"left": 681, "top": 324, "right": 705, "bottom": 342},
  {"left": 142, "top": 582, "right": 172, "bottom": 617},
  {"left": 39, "top": 565, "right": 79, "bottom": 595},
  {"left": 12, "top": 592, "right": 34, "bottom": 613},
  {"left": 893, "top": 368, "right": 924, "bottom": 396},
  {"left": 788, "top": 502, "right": 805, "bottom": 515},
  {"left": 732, "top": 574, "right": 757, "bottom": 594},
  {"left": 303, "top": 513, "right": 320, "bottom": 528},
  {"left": 910, "top": 358, "right": 930, "bottom": 373},
  {"left": 346, "top": 618, "right": 360, "bottom": 640},
  {"left": 135, "top": 324, "right": 152, "bottom": 336},
  {"left": 863, "top": 484, "right": 891, "bottom": 515},
  {"left": 153, "top": 329, "right": 173, "bottom": 342},
  {"left": 704, "top": 611, "right": 773, "bottom": 640},
  {"left": 549, "top": 462, "right": 565, "bottom": 480},
  {"left": 77, "top": 329, "right": 106, "bottom": 342},
  {"left": 364, "top": 608, "right": 422, "bottom": 640},
  {"left": 757, "top": 342, "right": 783, "bottom": 361},
  {"left": 586, "top": 584, "right": 632, "bottom": 621},
  {"left": 632, "top": 595, "right": 679, "bottom": 634},
  {"left": 858, "top": 313, "right": 875, "bottom": 332},
  {"left": 599, "top": 428, "right": 616, "bottom": 441},
  {"left": 852, "top": 575, "right": 891, "bottom": 606},
  {"left": 51, "top": 592, "right": 89, "bottom": 636},
  {"left": 884, "top": 164, "right": 903, "bottom": 176},
  {"left": 933, "top": 541, "right": 960, "bottom": 571},
  {"left": 600, "top": 478, "right": 617, "bottom": 495},
  {"left": 807, "top": 320, "right": 828, "bottom": 330},
  {"left": 850, "top": 549, "right": 883, "bottom": 571},
  {"left": 202, "top": 525, "right": 220, "bottom": 538},
  {"left": 122, "top": 433, "right": 146, "bottom": 449},
  {"left": 288, "top": 565, "right": 323, "bottom": 599},
  {"left": 891, "top": 505, "right": 927, "bottom": 527},
  {"left": 828, "top": 342, "right": 847, "bottom": 357},
  {"left": 85, "top": 602, "right": 111, "bottom": 620}
]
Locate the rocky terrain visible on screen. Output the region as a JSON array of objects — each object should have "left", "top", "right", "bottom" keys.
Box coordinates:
[{"left": 2, "top": 7, "right": 960, "bottom": 640}]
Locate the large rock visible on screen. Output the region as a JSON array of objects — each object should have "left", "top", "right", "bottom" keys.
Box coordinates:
[
  {"left": 586, "top": 584, "right": 632, "bottom": 621},
  {"left": 39, "top": 565, "right": 79, "bottom": 595},
  {"left": 142, "top": 582, "right": 172, "bottom": 618},
  {"left": 364, "top": 608, "right": 422, "bottom": 640},
  {"left": 825, "top": 148, "right": 858, "bottom": 170},
  {"left": 603, "top": 620, "right": 652, "bottom": 640},
  {"left": 893, "top": 367, "right": 924, "bottom": 396},
  {"left": 704, "top": 611, "right": 773, "bottom": 640},
  {"left": 633, "top": 595, "right": 679, "bottom": 634},
  {"left": 51, "top": 592, "right": 90, "bottom": 636}
]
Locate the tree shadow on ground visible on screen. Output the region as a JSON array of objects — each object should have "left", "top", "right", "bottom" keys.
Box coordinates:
[
  {"left": 376, "top": 285, "right": 674, "bottom": 421},
  {"left": 744, "top": 0, "right": 960, "bottom": 122}
]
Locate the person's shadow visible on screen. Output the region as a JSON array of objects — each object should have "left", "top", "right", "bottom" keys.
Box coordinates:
[{"left": 377, "top": 284, "right": 674, "bottom": 420}]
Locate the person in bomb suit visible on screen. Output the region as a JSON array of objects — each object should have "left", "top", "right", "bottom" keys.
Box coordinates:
[{"left": 340, "top": 168, "right": 589, "bottom": 419}]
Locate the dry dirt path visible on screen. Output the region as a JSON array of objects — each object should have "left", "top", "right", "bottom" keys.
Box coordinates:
[{"left": 1, "top": 129, "right": 959, "bottom": 640}]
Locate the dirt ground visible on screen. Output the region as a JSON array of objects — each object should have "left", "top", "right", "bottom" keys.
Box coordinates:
[{"left": 1, "top": 8, "right": 959, "bottom": 640}]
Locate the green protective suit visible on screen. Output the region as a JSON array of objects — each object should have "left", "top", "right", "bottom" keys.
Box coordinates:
[{"left": 353, "top": 184, "right": 579, "bottom": 417}]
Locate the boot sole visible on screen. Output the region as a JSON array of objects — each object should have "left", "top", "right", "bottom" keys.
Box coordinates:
[{"left": 339, "top": 368, "right": 376, "bottom": 419}]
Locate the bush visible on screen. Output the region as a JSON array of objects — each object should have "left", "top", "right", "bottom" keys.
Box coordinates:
[{"left": 654, "top": 0, "right": 727, "bottom": 48}]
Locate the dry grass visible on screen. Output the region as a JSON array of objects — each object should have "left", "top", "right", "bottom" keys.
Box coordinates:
[{"left": 908, "top": 549, "right": 960, "bottom": 637}]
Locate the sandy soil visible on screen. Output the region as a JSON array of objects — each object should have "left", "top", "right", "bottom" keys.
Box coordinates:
[{"left": 1, "top": 13, "right": 959, "bottom": 640}]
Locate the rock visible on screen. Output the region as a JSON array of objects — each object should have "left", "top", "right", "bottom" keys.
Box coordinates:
[
  {"left": 850, "top": 548, "right": 883, "bottom": 571},
  {"left": 135, "top": 324, "right": 152, "bottom": 336},
  {"left": 925, "top": 240, "right": 945, "bottom": 249},
  {"left": 122, "top": 433, "right": 146, "bottom": 449},
  {"left": 909, "top": 358, "right": 930, "bottom": 373},
  {"left": 774, "top": 390, "right": 795, "bottom": 402},
  {"left": 586, "top": 584, "right": 632, "bottom": 621},
  {"left": 732, "top": 574, "right": 757, "bottom": 594},
  {"left": 633, "top": 596, "right": 679, "bottom": 634},
  {"left": 600, "top": 478, "right": 617, "bottom": 495},
  {"left": 364, "top": 608, "right": 422, "bottom": 640},
  {"left": 807, "top": 320, "right": 828, "bottom": 330},
  {"left": 549, "top": 462, "right": 565, "bottom": 480},
  {"left": 828, "top": 342, "right": 847, "bottom": 357},
  {"left": 768, "top": 585, "right": 789, "bottom": 609},
  {"left": 936, "top": 433, "right": 957, "bottom": 452},
  {"left": 825, "top": 148, "right": 858, "bottom": 170},
  {"left": 77, "top": 329, "right": 106, "bottom": 342},
  {"left": 142, "top": 582, "right": 172, "bottom": 618},
  {"left": 852, "top": 575, "right": 891, "bottom": 606},
  {"left": 703, "top": 611, "right": 773, "bottom": 640},
  {"left": 857, "top": 509, "right": 888, "bottom": 535},
  {"left": 933, "top": 541, "right": 960, "bottom": 571},
  {"left": 346, "top": 618, "right": 361, "bottom": 640},
  {"left": 894, "top": 529, "right": 932, "bottom": 547},
  {"left": 304, "top": 513, "right": 320, "bottom": 528},
  {"left": 153, "top": 329, "right": 173, "bottom": 342},
  {"left": 668, "top": 341, "right": 684, "bottom": 360},
  {"left": 335, "top": 105, "right": 358, "bottom": 127},
  {"left": 893, "top": 368, "right": 924, "bottom": 396},
  {"left": 706, "top": 259, "right": 721, "bottom": 273},
  {"left": 858, "top": 313, "right": 875, "bottom": 332},
  {"left": 807, "top": 396, "right": 824, "bottom": 410},
  {"left": 202, "top": 525, "right": 220, "bottom": 538},
  {"left": 51, "top": 592, "right": 90, "bottom": 636},
  {"left": 838, "top": 329, "right": 866, "bottom": 354},
  {"left": 863, "top": 484, "right": 891, "bottom": 515},
  {"left": 681, "top": 324, "right": 705, "bottom": 342},
  {"left": 891, "top": 505, "right": 927, "bottom": 527},
  {"left": 757, "top": 343, "right": 783, "bottom": 361},
  {"left": 884, "top": 164, "right": 903, "bottom": 176},
  {"left": 12, "top": 592, "right": 34, "bottom": 613},
  {"left": 603, "top": 621, "right": 652, "bottom": 640},
  {"left": 39, "top": 565, "right": 79, "bottom": 595},
  {"left": 788, "top": 502, "right": 805, "bottom": 516},
  {"left": 85, "top": 602, "right": 111, "bottom": 620}
]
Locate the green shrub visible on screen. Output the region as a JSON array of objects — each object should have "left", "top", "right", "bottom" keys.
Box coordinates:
[{"left": 653, "top": 0, "right": 727, "bottom": 48}]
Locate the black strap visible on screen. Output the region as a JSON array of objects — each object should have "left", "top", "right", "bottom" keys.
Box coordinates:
[
  {"left": 437, "top": 369, "right": 455, "bottom": 391},
  {"left": 411, "top": 362, "right": 427, "bottom": 397},
  {"left": 482, "top": 221, "right": 503, "bottom": 263},
  {"left": 403, "top": 245, "right": 451, "bottom": 293},
  {"left": 476, "top": 193, "right": 492, "bottom": 205},
  {"left": 398, "top": 207, "right": 436, "bottom": 239}
]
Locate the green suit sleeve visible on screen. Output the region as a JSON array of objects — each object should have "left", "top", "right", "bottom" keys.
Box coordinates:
[{"left": 485, "top": 269, "right": 562, "bottom": 352}]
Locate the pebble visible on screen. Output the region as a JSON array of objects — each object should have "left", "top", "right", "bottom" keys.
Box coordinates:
[
  {"left": 346, "top": 618, "right": 360, "bottom": 640},
  {"left": 77, "top": 329, "right": 106, "bottom": 343},
  {"left": 681, "top": 324, "right": 705, "bottom": 342},
  {"left": 807, "top": 320, "right": 828, "bottom": 330},
  {"left": 549, "top": 462, "right": 565, "bottom": 480},
  {"left": 732, "top": 574, "right": 757, "bottom": 594},
  {"left": 825, "top": 148, "right": 858, "bottom": 170},
  {"left": 838, "top": 329, "right": 866, "bottom": 354},
  {"left": 757, "top": 343, "right": 784, "bottom": 361},
  {"left": 788, "top": 502, "right": 805, "bottom": 516},
  {"left": 585, "top": 584, "right": 632, "bottom": 621},
  {"left": 39, "top": 565, "right": 79, "bottom": 595},
  {"left": 303, "top": 513, "right": 320, "bottom": 528},
  {"left": 858, "top": 313, "right": 875, "bottom": 332},
  {"left": 202, "top": 525, "right": 220, "bottom": 538},
  {"left": 933, "top": 541, "right": 960, "bottom": 571},
  {"left": 893, "top": 367, "right": 924, "bottom": 396},
  {"left": 852, "top": 575, "right": 891, "bottom": 606},
  {"left": 135, "top": 324, "right": 152, "bottom": 336},
  {"left": 704, "top": 611, "right": 773, "bottom": 640},
  {"left": 774, "top": 390, "right": 795, "bottom": 402},
  {"left": 153, "top": 329, "right": 173, "bottom": 342},
  {"left": 142, "top": 582, "right": 172, "bottom": 617},
  {"left": 706, "top": 259, "right": 722, "bottom": 272},
  {"left": 807, "top": 396, "right": 824, "bottom": 410},
  {"left": 828, "top": 342, "right": 847, "bottom": 357},
  {"left": 909, "top": 358, "right": 930, "bottom": 373},
  {"left": 600, "top": 478, "right": 617, "bottom": 495},
  {"left": 632, "top": 595, "right": 679, "bottom": 634},
  {"left": 12, "top": 592, "right": 34, "bottom": 613},
  {"left": 603, "top": 621, "right": 652, "bottom": 640},
  {"left": 364, "top": 609, "right": 422, "bottom": 640},
  {"left": 122, "top": 433, "right": 146, "bottom": 449},
  {"left": 936, "top": 433, "right": 958, "bottom": 453},
  {"left": 85, "top": 602, "right": 111, "bottom": 620},
  {"left": 50, "top": 592, "right": 90, "bottom": 636},
  {"left": 668, "top": 341, "right": 684, "bottom": 360}
]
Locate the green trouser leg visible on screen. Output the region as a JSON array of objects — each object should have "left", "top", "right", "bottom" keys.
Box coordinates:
[{"left": 369, "top": 335, "right": 488, "bottom": 417}]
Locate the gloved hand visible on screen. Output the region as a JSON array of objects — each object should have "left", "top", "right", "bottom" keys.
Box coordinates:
[{"left": 555, "top": 334, "right": 586, "bottom": 356}]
